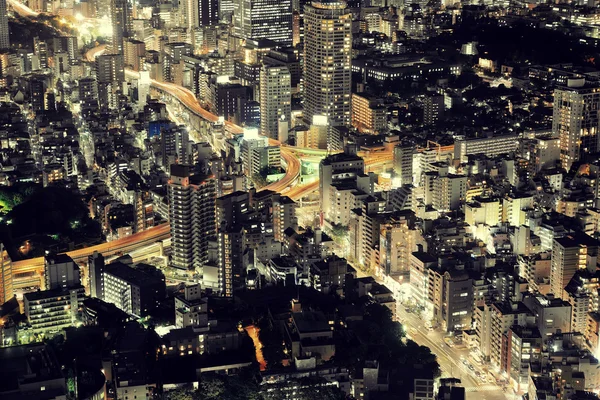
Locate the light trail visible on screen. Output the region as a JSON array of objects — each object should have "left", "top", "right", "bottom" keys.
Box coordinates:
[
  {"left": 7, "top": 0, "right": 39, "bottom": 17},
  {"left": 12, "top": 224, "right": 170, "bottom": 285}
]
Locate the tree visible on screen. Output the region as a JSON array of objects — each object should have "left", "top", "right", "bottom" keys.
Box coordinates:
[
  {"left": 166, "top": 387, "right": 198, "bottom": 400},
  {"left": 328, "top": 223, "right": 349, "bottom": 242},
  {"left": 257, "top": 317, "right": 286, "bottom": 369},
  {"left": 252, "top": 174, "right": 268, "bottom": 189},
  {"left": 197, "top": 377, "right": 226, "bottom": 400},
  {"left": 196, "top": 373, "right": 262, "bottom": 400}
]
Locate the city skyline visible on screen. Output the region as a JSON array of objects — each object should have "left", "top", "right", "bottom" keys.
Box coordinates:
[{"left": 1, "top": 0, "right": 600, "bottom": 400}]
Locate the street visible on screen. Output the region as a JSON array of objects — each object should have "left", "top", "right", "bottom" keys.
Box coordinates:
[{"left": 396, "top": 305, "right": 510, "bottom": 400}]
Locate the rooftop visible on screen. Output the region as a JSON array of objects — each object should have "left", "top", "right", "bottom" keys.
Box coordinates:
[{"left": 105, "top": 262, "right": 164, "bottom": 288}]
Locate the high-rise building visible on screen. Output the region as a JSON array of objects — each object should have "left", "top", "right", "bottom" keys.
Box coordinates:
[
  {"left": 79, "top": 77, "right": 99, "bottom": 116},
  {"left": 423, "top": 93, "right": 445, "bottom": 125},
  {"left": 88, "top": 251, "right": 105, "bottom": 299},
  {"left": 95, "top": 53, "right": 125, "bottom": 110},
  {"left": 44, "top": 254, "right": 81, "bottom": 291},
  {"left": 168, "top": 165, "right": 217, "bottom": 270},
  {"left": 553, "top": 82, "right": 600, "bottom": 171},
  {"left": 304, "top": 0, "right": 352, "bottom": 131},
  {"left": 351, "top": 93, "right": 387, "bottom": 134},
  {"left": 161, "top": 126, "right": 191, "bottom": 169},
  {"left": 103, "top": 262, "right": 166, "bottom": 317},
  {"left": 319, "top": 150, "right": 366, "bottom": 224},
  {"left": 0, "top": 0, "right": 10, "bottom": 50},
  {"left": 96, "top": 53, "right": 125, "bottom": 84},
  {"left": 29, "top": 77, "right": 46, "bottom": 114},
  {"left": 0, "top": 244, "right": 13, "bottom": 304},
  {"left": 124, "top": 39, "right": 146, "bottom": 71},
  {"left": 219, "top": 0, "right": 235, "bottom": 22},
  {"left": 259, "top": 63, "right": 291, "bottom": 139},
  {"left": 422, "top": 169, "right": 467, "bottom": 213},
  {"left": 110, "top": 0, "right": 132, "bottom": 55},
  {"left": 33, "top": 37, "right": 48, "bottom": 69},
  {"left": 185, "top": 0, "right": 219, "bottom": 30},
  {"left": 234, "top": 0, "right": 293, "bottom": 46},
  {"left": 393, "top": 141, "right": 415, "bottom": 188},
  {"left": 215, "top": 191, "right": 249, "bottom": 296},
  {"left": 551, "top": 233, "right": 599, "bottom": 300},
  {"left": 24, "top": 286, "right": 85, "bottom": 334},
  {"left": 51, "top": 36, "right": 78, "bottom": 62}
]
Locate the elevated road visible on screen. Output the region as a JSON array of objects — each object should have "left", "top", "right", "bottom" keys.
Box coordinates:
[
  {"left": 12, "top": 224, "right": 170, "bottom": 287},
  {"left": 7, "top": 0, "right": 39, "bottom": 17}
]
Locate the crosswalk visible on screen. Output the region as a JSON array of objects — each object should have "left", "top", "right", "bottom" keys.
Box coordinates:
[{"left": 465, "top": 385, "right": 504, "bottom": 392}]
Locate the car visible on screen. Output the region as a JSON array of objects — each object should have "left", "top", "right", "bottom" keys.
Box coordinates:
[{"left": 468, "top": 364, "right": 475, "bottom": 371}]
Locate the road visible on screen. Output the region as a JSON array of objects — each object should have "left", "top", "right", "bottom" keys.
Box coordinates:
[
  {"left": 85, "top": 43, "right": 106, "bottom": 61},
  {"left": 7, "top": 0, "right": 39, "bottom": 16},
  {"left": 11, "top": 223, "right": 170, "bottom": 287},
  {"left": 4, "top": 6, "right": 503, "bottom": 398},
  {"left": 350, "top": 267, "right": 509, "bottom": 400},
  {"left": 397, "top": 306, "right": 508, "bottom": 400}
]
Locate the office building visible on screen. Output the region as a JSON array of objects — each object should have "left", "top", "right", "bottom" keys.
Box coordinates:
[
  {"left": 124, "top": 39, "right": 146, "bottom": 71},
  {"left": 215, "top": 191, "right": 250, "bottom": 297},
  {"left": 489, "top": 302, "right": 533, "bottom": 370},
  {"left": 185, "top": 0, "right": 219, "bottom": 31},
  {"left": 45, "top": 254, "right": 81, "bottom": 291},
  {"left": 523, "top": 293, "right": 572, "bottom": 340},
  {"left": 95, "top": 53, "right": 125, "bottom": 109},
  {"left": 29, "top": 77, "right": 46, "bottom": 113},
  {"left": 260, "top": 63, "right": 291, "bottom": 139},
  {"left": 103, "top": 262, "right": 166, "bottom": 317},
  {"left": 110, "top": 0, "right": 132, "bottom": 55},
  {"left": 234, "top": 0, "right": 293, "bottom": 46},
  {"left": 251, "top": 189, "right": 298, "bottom": 242},
  {"left": 550, "top": 233, "right": 600, "bottom": 300},
  {"left": 378, "top": 212, "right": 418, "bottom": 277},
  {"left": 161, "top": 125, "right": 192, "bottom": 169},
  {"left": 51, "top": 36, "right": 78, "bottom": 62},
  {"left": 428, "top": 267, "right": 473, "bottom": 333},
  {"left": 88, "top": 251, "right": 105, "bottom": 299},
  {"left": 33, "top": 37, "right": 49, "bottom": 69},
  {"left": 304, "top": 0, "right": 352, "bottom": 130},
  {"left": 168, "top": 165, "right": 217, "bottom": 270},
  {"left": 553, "top": 82, "right": 600, "bottom": 170},
  {"left": 79, "top": 77, "right": 99, "bottom": 116},
  {"left": 0, "top": 0, "right": 8, "bottom": 50},
  {"left": 507, "top": 326, "right": 542, "bottom": 390},
  {"left": 219, "top": 0, "right": 235, "bottom": 22}
]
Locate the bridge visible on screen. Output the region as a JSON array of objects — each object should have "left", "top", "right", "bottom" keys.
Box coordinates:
[{"left": 11, "top": 223, "right": 171, "bottom": 289}]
